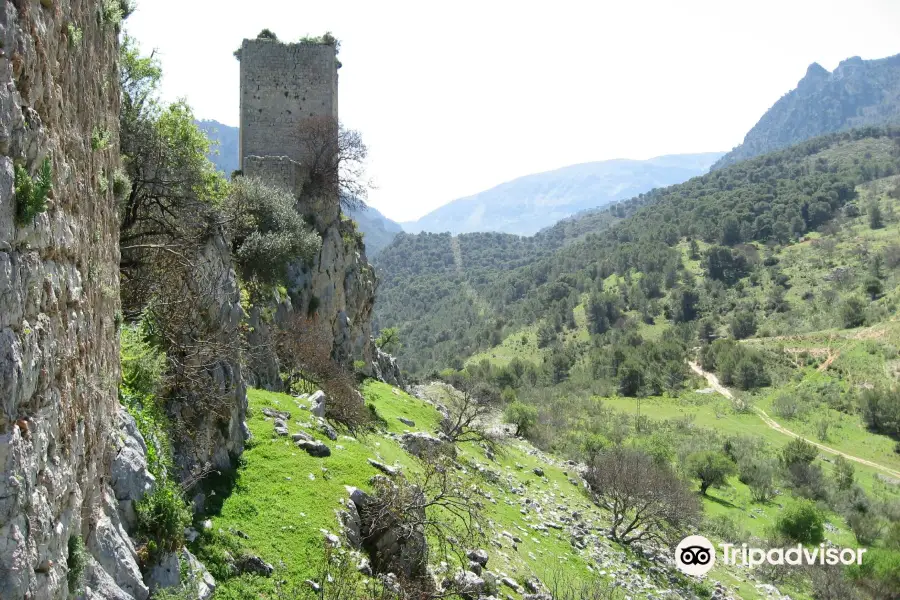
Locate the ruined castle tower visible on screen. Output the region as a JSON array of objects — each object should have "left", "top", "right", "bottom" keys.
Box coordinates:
[
  {"left": 237, "top": 36, "right": 376, "bottom": 372},
  {"left": 239, "top": 38, "right": 338, "bottom": 199}
]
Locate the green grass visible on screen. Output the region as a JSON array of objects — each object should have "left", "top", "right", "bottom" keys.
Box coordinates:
[
  {"left": 191, "top": 378, "right": 900, "bottom": 600},
  {"left": 198, "top": 384, "right": 615, "bottom": 598}
]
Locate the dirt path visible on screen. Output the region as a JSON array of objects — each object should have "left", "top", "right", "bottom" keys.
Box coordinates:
[
  {"left": 450, "top": 236, "right": 490, "bottom": 317},
  {"left": 688, "top": 362, "right": 900, "bottom": 480}
]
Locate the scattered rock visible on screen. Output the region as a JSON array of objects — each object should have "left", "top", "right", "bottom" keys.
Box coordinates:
[
  {"left": 292, "top": 432, "right": 313, "bottom": 442},
  {"left": 320, "top": 422, "right": 338, "bottom": 440},
  {"left": 310, "top": 390, "right": 327, "bottom": 418},
  {"left": 400, "top": 432, "right": 450, "bottom": 459},
  {"left": 357, "top": 557, "right": 372, "bottom": 575},
  {"left": 398, "top": 417, "right": 415, "bottom": 427},
  {"left": 146, "top": 549, "right": 215, "bottom": 600},
  {"left": 452, "top": 570, "right": 485, "bottom": 596},
  {"left": 501, "top": 576, "right": 521, "bottom": 592},
  {"left": 368, "top": 458, "right": 400, "bottom": 475},
  {"left": 532, "top": 467, "right": 544, "bottom": 477},
  {"left": 236, "top": 554, "right": 274, "bottom": 577},
  {"left": 274, "top": 426, "right": 289, "bottom": 437},
  {"left": 296, "top": 440, "right": 331, "bottom": 457},
  {"left": 262, "top": 407, "right": 291, "bottom": 420},
  {"left": 467, "top": 549, "right": 489, "bottom": 567},
  {"left": 305, "top": 579, "right": 321, "bottom": 593}
]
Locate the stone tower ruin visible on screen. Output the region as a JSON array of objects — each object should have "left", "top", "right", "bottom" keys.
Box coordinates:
[{"left": 239, "top": 38, "right": 339, "bottom": 199}]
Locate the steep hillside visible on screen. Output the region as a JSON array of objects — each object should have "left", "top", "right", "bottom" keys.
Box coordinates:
[
  {"left": 403, "top": 153, "right": 724, "bottom": 236},
  {"left": 189, "top": 382, "right": 862, "bottom": 600},
  {"left": 196, "top": 119, "right": 403, "bottom": 256},
  {"left": 377, "top": 128, "right": 900, "bottom": 376},
  {"left": 712, "top": 54, "right": 900, "bottom": 170},
  {"left": 374, "top": 131, "right": 900, "bottom": 599}
]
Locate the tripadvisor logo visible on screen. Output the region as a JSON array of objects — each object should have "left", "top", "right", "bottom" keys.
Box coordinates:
[
  {"left": 675, "top": 535, "right": 716, "bottom": 576},
  {"left": 675, "top": 535, "right": 868, "bottom": 577}
]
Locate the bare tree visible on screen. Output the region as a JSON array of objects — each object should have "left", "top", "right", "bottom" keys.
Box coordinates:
[
  {"left": 440, "top": 376, "right": 496, "bottom": 447},
  {"left": 276, "top": 313, "right": 372, "bottom": 432},
  {"left": 363, "top": 453, "right": 487, "bottom": 579},
  {"left": 541, "top": 568, "right": 626, "bottom": 600},
  {"left": 296, "top": 115, "right": 371, "bottom": 211},
  {"left": 585, "top": 448, "right": 700, "bottom": 545}
]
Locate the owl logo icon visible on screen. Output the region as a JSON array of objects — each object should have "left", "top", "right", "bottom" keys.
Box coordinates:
[{"left": 675, "top": 535, "right": 716, "bottom": 576}]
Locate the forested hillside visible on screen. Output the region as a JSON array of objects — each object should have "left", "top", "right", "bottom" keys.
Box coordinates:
[
  {"left": 712, "top": 54, "right": 900, "bottom": 170},
  {"left": 376, "top": 127, "right": 900, "bottom": 375}
]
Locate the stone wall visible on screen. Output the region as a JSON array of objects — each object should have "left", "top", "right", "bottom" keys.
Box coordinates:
[
  {"left": 0, "top": 1, "right": 145, "bottom": 598},
  {"left": 239, "top": 39, "right": 338, "bottom": 166}
]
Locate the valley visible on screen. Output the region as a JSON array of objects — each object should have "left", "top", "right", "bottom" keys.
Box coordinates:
[{"left": 2, "top": 4, "right": 900, "bottom": 600}]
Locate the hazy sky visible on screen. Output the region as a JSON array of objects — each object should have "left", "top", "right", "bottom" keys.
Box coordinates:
[{"left": 126, "top": 0, "right": 900, "bottom": 222}]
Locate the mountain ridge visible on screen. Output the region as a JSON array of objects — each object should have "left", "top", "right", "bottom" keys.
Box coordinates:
[
  {"left": 402, "top": 152, "right": 725, "bottom": 236},
  {"left": 712, "top": 52, "right": 900, "bottom": 170}
]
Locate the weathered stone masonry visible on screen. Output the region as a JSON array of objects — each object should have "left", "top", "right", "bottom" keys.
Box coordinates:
[
  {"left": 1, "top": 1, "right": 147, "bottom": 598},
  {"left": 239, "top": 38, "right": 376, "bottom": 372}
]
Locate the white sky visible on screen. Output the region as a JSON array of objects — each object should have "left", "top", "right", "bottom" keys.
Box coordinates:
[{"left": 126, "top": 0, "right": 900, "bottom": 222}]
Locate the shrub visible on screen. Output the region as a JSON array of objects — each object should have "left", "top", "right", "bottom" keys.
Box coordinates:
[
  {"left": 99, "top": 0, "right": 132, "bottom": 27},
  {"left": 840, "top": 296, "right": 867, "bottom": 328},
  {"left": 729, "top": 311, "right": 757, "bottom": 340},
  {"left": 222, "top": 176, "right": 321, "bottom": 289},
  {"left": 846, "top": 549, "right": 900, "bottom": 599},
  {"left": 834, "top": 455, "right": 855, "bottom": 491},
  {"left": 257, "top": 28, "right": 278, "bottom": 40},
  {"left": 503, "top": 401, "right": 537, "bottom": 437},
  {"left": 14, "top": 157, "right": 52, "bottom": 225},
  {"left": 135, "top": 480, "right": 191, "bottom": 560},
  {"left": 848, "top": 512, "right": 884, "bottom": 545},
  {"left": 585, "top": 448, "right": 700, "bottom": 545},
  {"left": 686, "top": 450, "right": 737, "bottom": 495},
  {"left": 858, "top": 386, "right": 900, "bottom": 437},
  {"left": 739, "top": 457, "right": 777, "bottom": 502},
  {"left": 772, "top": 392, "right": 804, "bottom": 419},
  {"left": 276, "top": 314, "right": 372, "bottom": 432},
  {"left": 375, "top": 327, "right": 401, "bottom": 354},
  {"left": 776, "top": 499, "right": 824, "bottom": 544},
  {"left": 66, "top": 535, "right": 87, "bottom": 594},
  {"left": 91, "top": 127, "right": 111, "bottom": 150},
  {"left": 781, "top": 437, "right": 818, "bottom": 468}
]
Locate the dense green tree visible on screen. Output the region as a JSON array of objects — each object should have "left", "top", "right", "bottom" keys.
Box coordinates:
[
  {"left": 729, "top": 311, "right": 757, "bottom": 340},
  {"left": 503, "top": 402, "right": 538, "bottom": 437},
  {"left": 869, "top": 203, "right": 884, "bottom": 229},
  {"left": 686, "top": 450, "right": 737, "bottom": 495}
]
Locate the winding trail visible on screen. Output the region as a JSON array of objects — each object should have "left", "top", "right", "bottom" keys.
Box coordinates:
[
  {"left": 688, "top": 362, "right": 900, "bottom": 480},
  {"left": 450, "top": 236, "right": 490, "bottom": 317}
]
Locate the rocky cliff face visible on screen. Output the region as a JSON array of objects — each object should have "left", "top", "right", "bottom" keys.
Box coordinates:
[
  {"left": 240, "top": 156, "right": 378, "bottom": 382},
  {"left": 712, "top": 53, "right": 900, "bottom": 170},
  {"left": 0, "top": 1, "right": 145, "bottom": 598},
  {"left": 164, "top": 231, "right": 247, "bottom": 489}
]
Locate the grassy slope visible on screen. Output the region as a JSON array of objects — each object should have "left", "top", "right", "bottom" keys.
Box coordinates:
[
  {"left": 196, "top": 383, "right": 835, "bottom": 600},
  {"left": 200, "top": 384, "right": 600, "bottom": 598}
]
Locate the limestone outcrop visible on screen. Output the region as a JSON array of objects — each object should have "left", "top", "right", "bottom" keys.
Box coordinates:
[{"left": 0, "top": 1, "right": 142, "bottom": 598}]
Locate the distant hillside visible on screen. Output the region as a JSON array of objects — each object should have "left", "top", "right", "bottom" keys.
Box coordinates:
[
  {"left": 197, "top": 119, "right": 239, "bottom": 175},
  {"left": 376, "top": 127, "right": 900, "bottom": 375},
  {"left": 712, "top": 53, "right": 900, "bottom": 170},
  {"left": 196, "top": 119, "right": 403, "bottom": 255},
  {"left": 402, "top": 152, "right": 724, "bottom": 236}
]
